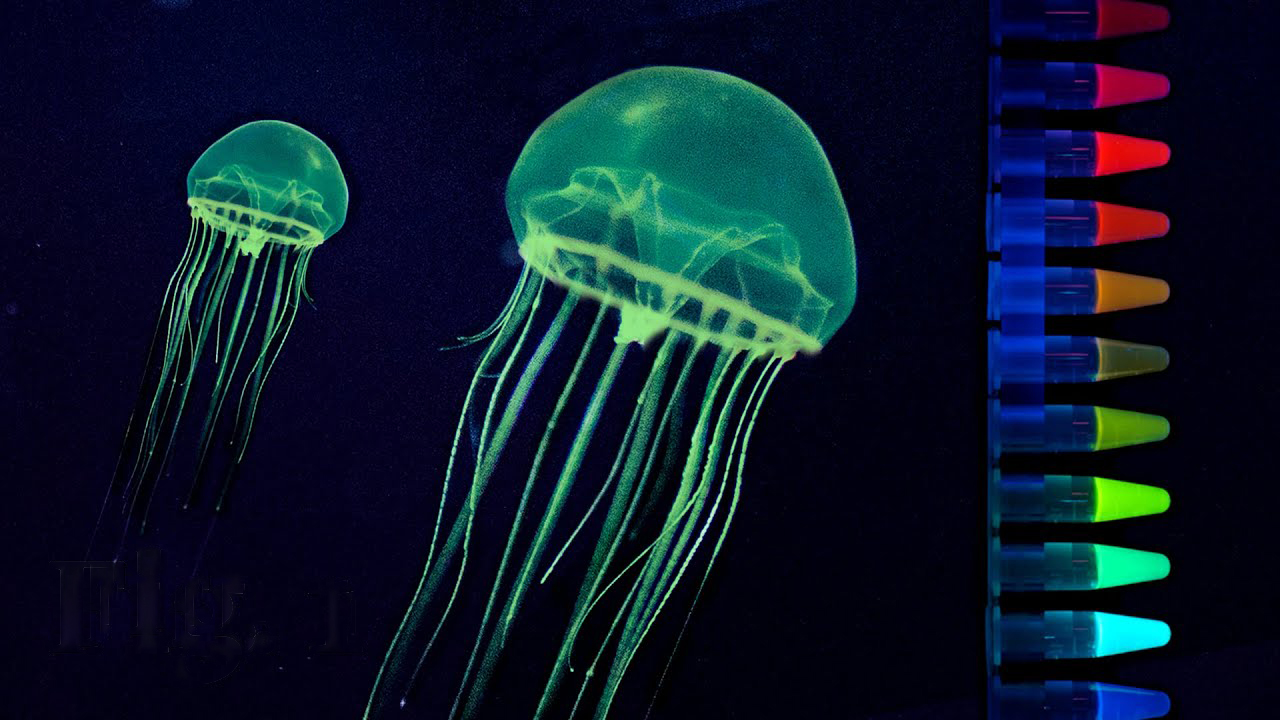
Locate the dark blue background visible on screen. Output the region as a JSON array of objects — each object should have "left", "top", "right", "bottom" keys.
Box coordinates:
[{"left": 1, "top": 1, "right": 1271, "bottom": 718}]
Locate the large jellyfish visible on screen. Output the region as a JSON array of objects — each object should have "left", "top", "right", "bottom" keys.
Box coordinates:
[
  {"left": 100, "top": 120, "right": 348, "bottom": 544},
  {"left": 367, "top": 67, "right": 855, "bottom": 719}
]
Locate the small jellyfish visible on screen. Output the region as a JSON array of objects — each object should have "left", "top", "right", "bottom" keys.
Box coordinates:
[
  {"left": 103, "top": 120, "right": 347, "bottom": 540},
  {"left": 366, "top": 67, "right": 856, "bottom": 719}
]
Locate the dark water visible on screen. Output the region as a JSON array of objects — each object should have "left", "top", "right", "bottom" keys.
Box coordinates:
[{"left": 1, "top": 1, "right": 1273, "bottom": 718}]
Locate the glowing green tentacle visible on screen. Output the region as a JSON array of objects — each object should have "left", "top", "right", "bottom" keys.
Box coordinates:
[
  {"left": 124, "top": 220, "right": 217, "bottom": 495},
  {"left": 113, "top": 219, "right": 200, "bottom": 483},
  {"left": 362, "top": 269, "right": 538, "bottom": 720},
  {"left": 121, "top": 236, "right": 237, "bottom": 541},
  {"left": 594, "top": 348, "right": 746, "bottom": 719},
  {"left": 634, "top": 351, "right": 750, "bottom": 623},
  {"left": 186, "top": 244, "right": 270, "bottom": 506},
  {"left": 460, "top": 336, "right": 631, "bottom": 718},
  {"left": 444, "top": 267, "right": 532, "bottom": 350},
  {"left": 214, "top": 245, "right": 311, "bottom": 510},
  {"left": 540, "top": 333, "right": 677, "bottom": 585},
  {"left": 473, "top": 278, "right": 546, "bottom": 467},
  {"left": 397, "top": 286, "right": 570, "bottom": 703},
  {"left": 139, "top": 238, "right": 243, "bottom": 493},
  {"left": 230, "top": 242, "right": 289, "bottom": 442},
  {"left": 441, "top": 299, "right": 607, "bottom": 720},
  {"left": 617, "top": 349, "right": 734, "bottom": 643},
  {"left": 632, "top": 345, "right": 695, "bottom": 539},
  {"left": 646, "top": 356, "right": 784, "bottom": 715},
  {"left": 531, "top": 332, "right": 682, "bottom": 719},
  {"left": 558, "top": 344, "right": 712, "bottom": 719},
  {"left": 144, "top": 222, "right": 224, "bottom": 458},
  {"left": 92, "top": 220, "right": 203, "bottom": 558},
  {"left": 230, "top": 246, "right": 310, "bottom": 466}
]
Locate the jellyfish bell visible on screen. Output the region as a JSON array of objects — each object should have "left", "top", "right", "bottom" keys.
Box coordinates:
[
  {"left": 97, "top": 120, "right": 347, "bottom": 551},
  {"left": 367, "top": 67, "right": 855, "bottom": 720},
  {"left": 187, "top": 119, "right": 348, "bottom": 257},
  {"left": 509, "top": 66, "right": 856, "bottom": 354}
]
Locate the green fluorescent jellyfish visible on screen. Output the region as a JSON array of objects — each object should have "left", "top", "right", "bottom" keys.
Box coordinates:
[
  {"left": 366, "top": 67, "right": 855, "bottom": 719},
  {"left": 105, "top": 120, "right": 347, "bottom": 539}
]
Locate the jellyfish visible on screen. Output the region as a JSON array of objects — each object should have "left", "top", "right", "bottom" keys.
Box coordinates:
[
  {"left": 100, "top": 120, "right": 348, "bottom": 544},
  {"left": 366, "top": 67, "right": 855, "bottom": 719}
]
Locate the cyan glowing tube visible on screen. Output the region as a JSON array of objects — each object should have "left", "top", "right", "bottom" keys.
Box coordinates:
[
  {"left": 996, "top": 680, "right": 1171, "bottom": 719},
  {"left": 1000, "top": 611, "right": 1170, "bottom": 661},
  {"left": 1000, "top": 542, "right": 1170, "bottom": 591},
  {"left": 999, "top": 474, "right": 1171, "bottom": 523}
]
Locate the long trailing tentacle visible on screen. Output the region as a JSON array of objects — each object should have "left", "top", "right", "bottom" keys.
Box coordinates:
[
  {"left": 540, "top": 334, "right": 682, "bottom": 586},
  {"left": 363, "top": 270, "right": 541, "bottom": 719},
  {"left": 452, "top": 331, "right": 675, "bottom": 720},
  {"left": 601, "top": 354, "right": 785, "bottom": 720},
  {"left": 459, "top": 335, "right": 631, "bottom": 719},
  {"left": 569, "top": 338, "right": 699, "bottom": 647},
  {"left": 629, "top": 352, "right": 758, "bottom": 641},
  {"left": 417, "top": 265, "right": 536, "bottom": 587},
  {"left": 537, "top": 368, "right": 647, "bottom": 587},
  {"left": 530, "top": 332, "right": 683, "bottom": 719},
  {"left": 186, "top": 243, "right": 271, "bottom": 507},
  {"left": 113, "top": 219, "right": 201, "bottom": 488},
  {"left": 133, "top": 239, "right": 249, "bottom": 532},
  {"left": 615, "top": 349, "right": 736, "bottom": 641},
  {"left": 593, "top": 347, "right": 750, "bottom": 720},
  {"left": 228, "top": 246, "right": 310, "bottom": 466},
  {"left": 126, "top": 221, "right": 222, "bottom": 492},
  {"left": 214, "top": 245, "right": 309, "bottom": 510},
  {"left": 397, "top": 282, "right": 565, "bottom": 705},
  {"left": 643, "top": 354, "right": 785, "bottom": 719},
  {"left": 429, "top": 304, "right": 606, "bottom": 716},
  {"left": 121, "top": 219, "right": 219, "bottom": 501},
  {"left": 472, "top": 278, "right": 546, "bottom": 467},
  {"left": 560, "top": 343, "right": 732, "bottom": 719},
  {"left": 442, "top": 266, "right": 532, "bottom": 351},
  {"left": 89, "top": 219, "right": 203, "bottom": 558},
  {"left": 433, "top": 296, "right": 599, "bottom": 720},
  {"left": 631, "top": 347, "right": 694, "bottom": 537},
  {"left": 116, "top": 233, "right": 238, "bottom": 550},
  {"left": 566, "top": 548, "right": 649, "bottom": 720},
  {"left": 228, "top": 242, "right": 290, "bottom": 449}
]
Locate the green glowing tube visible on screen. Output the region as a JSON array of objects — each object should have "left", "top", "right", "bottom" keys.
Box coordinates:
[
  {"left": 999, "top": 474, "right": 1170, "bottom": 523},
  {"left": 1095, "top": 406, "right": 1170, "bottom": 450},
  {"left": 1094, "top": 476, "right": 1170, "bottom": 521},
  {"left": 1001, "top": 405, "right": 1170, "bottom": 452},
  {"left": 1001, "top": 542, "right": 1170, "bottom": 591}
]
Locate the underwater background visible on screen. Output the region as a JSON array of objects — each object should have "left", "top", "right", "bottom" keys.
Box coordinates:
[{"left": 2, "top": 1, "right": 1275, "bottom": 718}]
